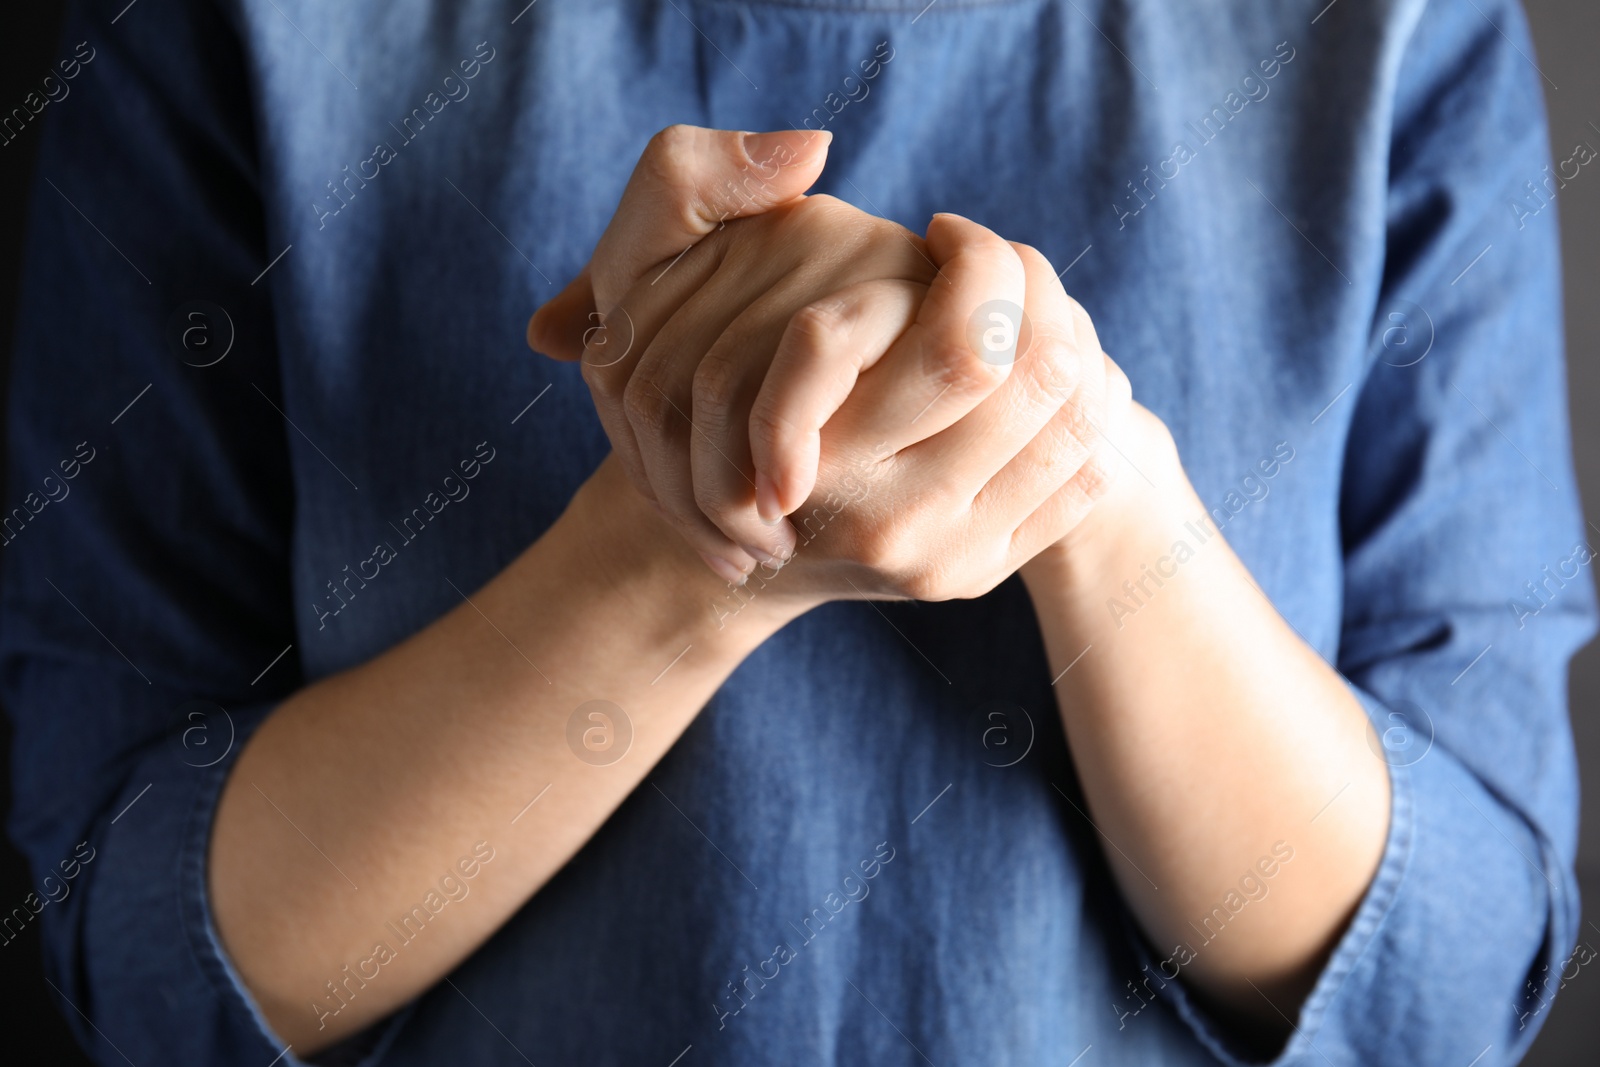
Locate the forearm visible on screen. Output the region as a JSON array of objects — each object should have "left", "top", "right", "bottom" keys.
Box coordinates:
[
  {"left": 209, "top": 456, "right": 801, "bottom": 1050},
  {"left": 1020, "top": 412, "right": 1389, "bottom": 1030}
]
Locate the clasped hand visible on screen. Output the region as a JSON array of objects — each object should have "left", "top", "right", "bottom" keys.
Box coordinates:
[{"left": 529, "top": 125, "right": 1144, "bottom": 608}]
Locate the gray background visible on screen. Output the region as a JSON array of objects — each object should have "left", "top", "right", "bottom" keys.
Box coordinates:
[
  {"left": 1515, "top": 0, "right": 1600, "bottom": 1059},
  {"left": 0, "top": 1, "right": 1594, "bottom": 1062}
]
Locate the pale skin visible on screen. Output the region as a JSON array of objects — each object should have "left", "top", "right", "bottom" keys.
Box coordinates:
[{"left": 208, "top": 126, "right": 1388, "bottom": 1053}]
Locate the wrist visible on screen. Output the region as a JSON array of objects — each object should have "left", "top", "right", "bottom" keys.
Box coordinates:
[
  {"left": 1021, "top": 405, "right": 1197, "bottom": 600},
  {"left": 547, "top": 455, "right": 811, "bottom": 656}
]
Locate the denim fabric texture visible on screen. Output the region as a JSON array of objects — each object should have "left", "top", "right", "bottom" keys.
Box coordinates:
[{"left": 2, "top": 1, "right": 1594, "bottom": 1065}]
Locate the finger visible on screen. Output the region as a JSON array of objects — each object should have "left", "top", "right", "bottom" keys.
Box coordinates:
[
  {"left": 528, "top": 124, "right": 827, "bottom": 359},
  {"left": 905, "top": 243, "right": 1106, "bottom": 509},
  {"left": 578, "top": 229, "right": 728, "bottom": 511},
  {"left": 589, "top": 125, "right": 831, "bottom": 315},
  {"left": 679, "top": 286, "right": 803, "bottom": 564},
  {"left": 526, "top": 265, "right": 596, "bottom": 361},
  {"left": 745, "top": 278, "right": 924, "bottom": 520},
  {"left": 976, "top": 349, "right": 1111, "bottom": 539},
  {"left": 827, "top": 212, "right": 1023, "bottom": 457},
  {"left": 692, "top": 279, "right": 920, "bottom": 557},
  {"left": 1007, "top": 355, "right": 1135, "bottom": 567},
  {"left": 622, "top": 262, "right": 785, "bottom": 575}
]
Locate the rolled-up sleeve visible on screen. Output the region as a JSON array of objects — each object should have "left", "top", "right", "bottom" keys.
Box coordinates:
[
  {"left": 0, "top": 2, "right": 390, "bottom": 1063},
  {"left": 1146, "top": 2, "right": 1595, "bottom": 1064}
]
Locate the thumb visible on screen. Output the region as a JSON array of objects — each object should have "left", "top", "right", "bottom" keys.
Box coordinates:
[
  {"left": 589, "top": 125, "right": 831, "bottom": 315},
  {"left": 526, "top": 126, "right": 831, "bottom": 362},
  {"left": 526, "top": 265, "right": 596, "bottom": 361}
]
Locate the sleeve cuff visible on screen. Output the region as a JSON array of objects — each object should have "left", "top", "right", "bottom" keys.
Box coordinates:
[
  {"left": 1126, "top": 689, "right": 1416, "bottom": 1065},
  {"left": 175, "top": 708, "right": 415, "bottom": 1067}
]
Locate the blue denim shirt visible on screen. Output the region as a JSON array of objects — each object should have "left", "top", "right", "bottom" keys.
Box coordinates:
[{"left": 3, "top": 1, "right": 1593, "bottom": 1064}]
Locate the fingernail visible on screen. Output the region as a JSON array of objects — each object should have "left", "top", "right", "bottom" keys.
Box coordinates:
[
  {"left": 698, "top": 550, "right": 748, "bottom": 586},
  {"left": 755, "top": 471, "right": 784, "bottom": 525},
  {"left": 740, "top": 542, "right": 791, "bottom": 569},
  {"left": 741, "top": 129, "right": 831, "bottom": 168}
]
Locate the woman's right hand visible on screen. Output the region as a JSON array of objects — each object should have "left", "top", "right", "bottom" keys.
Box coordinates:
[{"left": 721, "top": 211, "right": 1134, "bottom": 611}]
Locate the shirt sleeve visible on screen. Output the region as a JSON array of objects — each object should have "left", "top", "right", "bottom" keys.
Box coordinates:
[
  {"left": 0, "top": 2, "right": 398, "bottom": 1063},
  {"left": 1148, "top": 2, "right": 1597, "bottom": 1064}
]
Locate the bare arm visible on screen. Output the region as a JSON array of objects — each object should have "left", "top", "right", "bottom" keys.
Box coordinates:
[
  {"left": 213, "top": 127, "right": 839, "bottom": 1051},
  {"left": 1019, "top": 407, "right": 1390, "bottom": 1036},
  {"left": 213, "top": 126, "right": 1048, "bottom": 1052},
  {"left": 209, "top": 456, "right": 800, "bottom": 1049}
]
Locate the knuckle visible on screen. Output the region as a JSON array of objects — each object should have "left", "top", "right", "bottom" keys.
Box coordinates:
[
  {"left": 786, "top": 299, "right": 853, "bottom": 355},
  {"left": 749, "top": 400, "right": 803, "bottom": 458},
  {"left": 1023, "top": 326, "right": 1082, "bottom": 404},
  {"left": 580, "top": 357, "right": 628, "bottom": 403},
  {"left": 790, "top": 194, "right": 862, "bottom": 234},
  {"left": 1064, "top": 295, "right": 1102, "bottom": 352},
  {"left": 1063, "top": 397, "right": 1102, "bottom": 450},
  {"left": 1010, "top": 242, "right": 1051, "bottom": 273},
  {"left": 1074, "top": 450, "right": 1119, "bottom": 504},
  {"left": 622, "top": 376, "right": 678, "bottom": 440},
  {"left": 929, "top": 215, "right": 1020, "bottom": 272},
  {"left": 964, "top": 231, "right": 1025, "bottom": 275},
  {"left": 1107, "top": 359, "right": 1133, "bottom": 410},
  {"left": 691, "top": 472, "right": 734, "bottom": 520},
  {"left": 928, "top": 335, "right": 1007, "bottom": 397},
  {"left": 1105, "top": 353, "right": 1130, "bottom": 393},
  {"left": 643, "top": 125, "right": 714, "bottom": 228},
  {"left": 785, "top": 195, "right": 878, "bottom": 257},
  {"left": 645, "top": 124, "right": 698, "bottom": 177},
  {"left": 691, "top": 348, "right": 743, "bottom": 435},
  {"left": 1042, "top": 407, "right": 1095, "bottom": 476},
  {"left": 1050, "top": 431, "right": 1093, "bottom": 483},
  {"left": 793, "top": 192, "right": 848, "bottom": 219}
]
